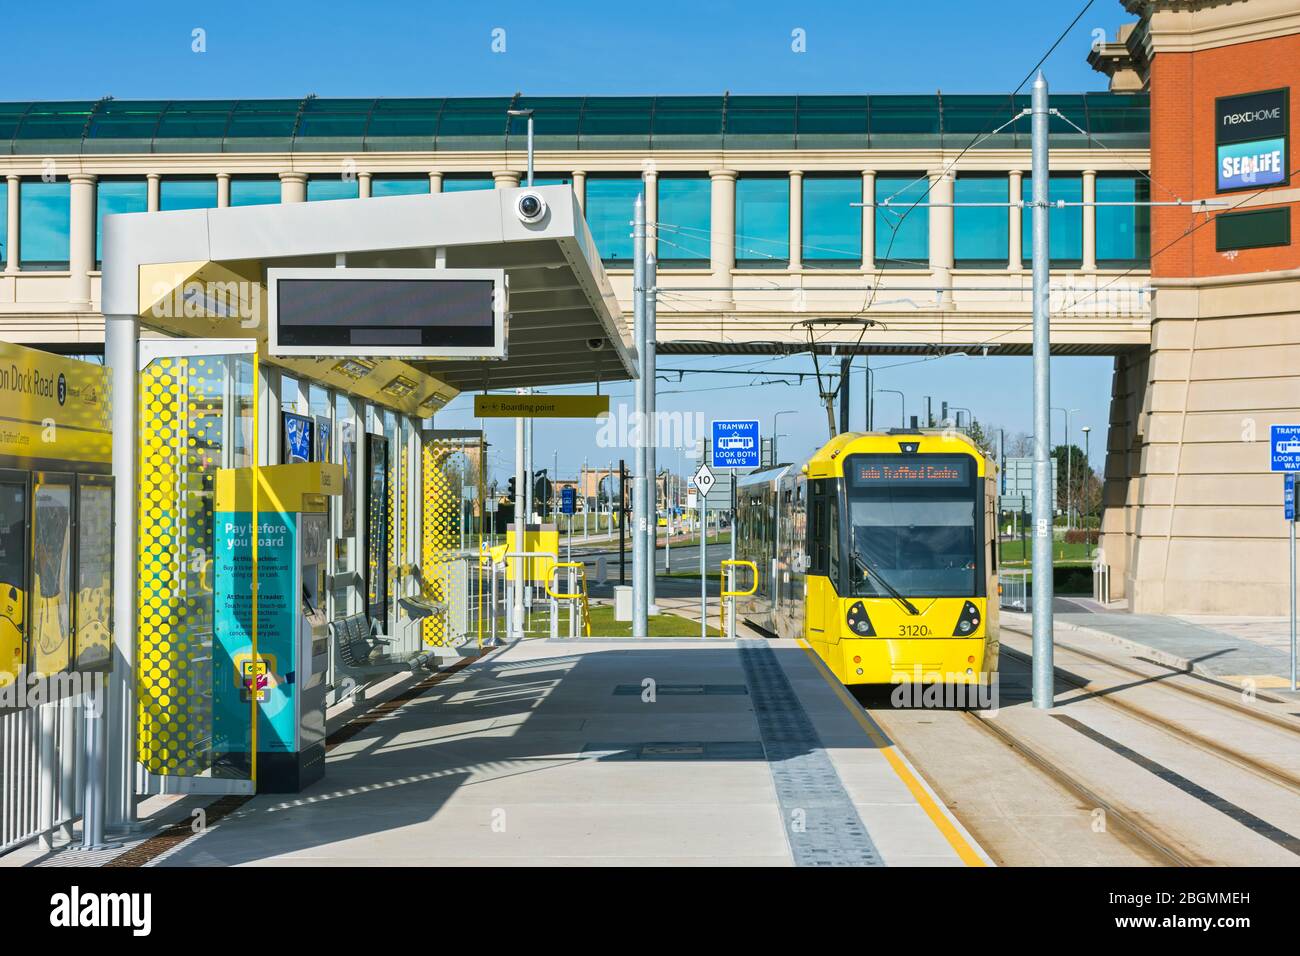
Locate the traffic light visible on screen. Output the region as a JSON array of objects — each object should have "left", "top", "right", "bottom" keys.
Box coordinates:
[
  {"left": 506, "top": 476, "right": 517, "bottom": 503},
  {"left": 533, "top": 469, "right": 551, "bottom": 517}
]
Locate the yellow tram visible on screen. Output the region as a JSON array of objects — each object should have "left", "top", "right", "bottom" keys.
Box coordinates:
[{"left": 735, "top": 429, "right": 999, "bottom": 687}]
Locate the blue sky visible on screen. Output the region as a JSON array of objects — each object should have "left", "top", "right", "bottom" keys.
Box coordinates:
[{"left": 5, "top": 0, "right": 1123, "bottom": 482}]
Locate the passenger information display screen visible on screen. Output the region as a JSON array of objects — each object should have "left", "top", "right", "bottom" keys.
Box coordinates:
[
  {"left": 268, "top": 267, "right": 506, "bottom": 359},
  {"left": 847, "top": 455, "right": 972, "bottom": 487}
]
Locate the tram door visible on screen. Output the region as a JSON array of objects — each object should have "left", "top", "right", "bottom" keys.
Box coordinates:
[{"left": 136, "top": 341, "right": 261, "bottom": 795}]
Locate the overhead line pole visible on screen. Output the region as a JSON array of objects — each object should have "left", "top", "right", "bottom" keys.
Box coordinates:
[{"left": 1030, "top": 72, "right": 1056, "bottom": 710}]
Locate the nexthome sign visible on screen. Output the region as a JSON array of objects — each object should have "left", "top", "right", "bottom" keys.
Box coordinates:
[{"left": 1215, "top": 87, "right": 1290, "bottom": 192}]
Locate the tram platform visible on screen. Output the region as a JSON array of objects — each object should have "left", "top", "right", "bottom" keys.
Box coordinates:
[{"left": 114, "top": 638, "right": 988, "bottom": 867}]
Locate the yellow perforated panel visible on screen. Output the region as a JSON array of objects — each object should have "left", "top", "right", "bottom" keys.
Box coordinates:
[
  {"left": 420, "top": 444, "right": 457, "bottom": 647},
  {"left": 137, "top": 357, "right": 230, "bottom": 777}
]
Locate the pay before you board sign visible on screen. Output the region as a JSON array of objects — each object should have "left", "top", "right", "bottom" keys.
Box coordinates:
[
  {"left": 213, "top": 508, "right": 299, "bottom": 754},
  {"left": 1217, "top": 88, "right": 1289, "bottom": 192}
]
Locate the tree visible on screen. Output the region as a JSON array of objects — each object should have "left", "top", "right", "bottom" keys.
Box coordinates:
[
  {"left": 964, "top": 417, "right": 995, "bottom": 458},
  {"left": 1051, "top": 443, "right": 1095, "bottom": 523}
]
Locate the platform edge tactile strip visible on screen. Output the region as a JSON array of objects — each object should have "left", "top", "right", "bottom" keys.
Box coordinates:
[{"left": 738, "top": 639, "right": 884, "bottom": 867}]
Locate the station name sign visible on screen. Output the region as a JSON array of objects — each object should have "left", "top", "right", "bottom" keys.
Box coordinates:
[{"left": 1216, "top": 88, "right": 1289, "bottom": 192}]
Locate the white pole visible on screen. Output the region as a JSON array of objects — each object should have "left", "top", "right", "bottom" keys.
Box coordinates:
[
  {"left": 1291, "top": 486, "right": 1296, "bottom": 692},
  {"left": 646, "top": 246, "right": 659, "bottom": 615},
  {"left": 104, "top": 313, "right": 139, "bottom": 832},
  {"left": 1030, "top": 72, "right": 1056, "bottom": 710},
  {"left": 512, "top": 412, "right": 525, "bottom": 638},
  {"left": 632, "top": 194, "right": 648, "bottom": 637}
]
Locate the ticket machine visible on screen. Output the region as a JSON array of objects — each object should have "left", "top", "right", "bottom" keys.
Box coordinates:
[{"left": 213, "top": 462, "right": 342, "bottom": 792}]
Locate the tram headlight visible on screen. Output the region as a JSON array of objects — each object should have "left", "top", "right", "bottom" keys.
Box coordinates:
[{"left": 953, "top": 600, "right": 981, "bottom": 636}]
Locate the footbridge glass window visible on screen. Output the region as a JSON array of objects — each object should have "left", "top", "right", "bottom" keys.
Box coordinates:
[
  {"left": 657, "top": 175, "right": 711, "bottom": 266},
  {"left": 230, "top": 176, "right": 281, "bottom": 207},
  {"left": 586, "top": 176, "right": 642, "bottom": 265},
  {"left": 371, "top": 175, "right": 430, "bottom": 197},
  {"left": 307, "top": 176, "right": 360, "bottom": 202},
  {"left": 159, "top": 177, "right": 217, "bottom": 211},
  {"left": 0, "top": 181, "right": 7, "bottom": 264},
  {"left": 1096, "top": 174, "right": 1150, "bottom": 267},
  {"left": 735, "top": 175, "right": 789, "bottom": 267},
  {"left": 19, "top": 179, "right": 70, "bottom": 270},
  {"left": 874, "top": 175, "right": 929, "bottom": 268},
  {"left": 802, "top": 175, "right": 861, "bottom": 266},
  {"left": 442, "top": 175, "right": 493, "bottom": 192},
  {"left": 954, "top": 174, "right": 1009, "bottom": 268},
  {"left": 1021, "top": 175, "right": 1082, "bottom": 267},
  {"left": 95, "top": 178, "right": 147, "bottom": 268}
]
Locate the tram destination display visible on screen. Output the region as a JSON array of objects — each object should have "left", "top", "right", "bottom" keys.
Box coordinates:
[{"left": 267, "top": 267, "right": 507, "bottom": 359}]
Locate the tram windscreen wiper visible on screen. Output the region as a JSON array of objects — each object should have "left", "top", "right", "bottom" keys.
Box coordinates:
[{"left": 850, "top": 549, "right": 920, "bottom": 616}]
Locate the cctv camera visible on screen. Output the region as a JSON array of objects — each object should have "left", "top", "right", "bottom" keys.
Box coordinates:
[
  {"left": 516, "top": 192, "right": 547, "bottom": 224},
  {"left": 586, "top": 338, "right": 606, "bottom": 352}
]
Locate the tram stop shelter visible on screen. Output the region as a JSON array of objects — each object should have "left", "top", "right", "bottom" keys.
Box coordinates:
[{"left": 94, "top": 185, "right": 634, "bottom": 819}]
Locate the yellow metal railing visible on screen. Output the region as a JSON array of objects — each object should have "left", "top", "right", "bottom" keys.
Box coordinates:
[
  {"left": 719, "top": 559, "right": 757, "bottom": 637},
  {"left": 545, "top": 562, "right": 592, "bottom": 637}
]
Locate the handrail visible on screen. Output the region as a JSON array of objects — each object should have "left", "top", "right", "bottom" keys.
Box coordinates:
[
  {"left": 545, "top": 562, "right": 587, "bottom": 600},
  {"left": 719, "top": 559, "right": 758, "bottom": 638},
  {"left": 721, "top": 559, "right": 758, "bottom": 597},
  {"left": 545, "top": 562, "right": 592, "bottom": 637}
]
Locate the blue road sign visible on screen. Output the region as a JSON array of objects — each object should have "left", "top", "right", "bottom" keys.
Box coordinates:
[
  {"left": 560, "top": 486, "right": 576, "bottom": 515},
  {"left": 1271, "top": 425, "right": 1300, "bottom": 472},
  {"left": 711, "top": 420, "right": 760, "bottom": 468},
  {"left": 1286, "top": 474, "right": 1296, "bottom": 522}
]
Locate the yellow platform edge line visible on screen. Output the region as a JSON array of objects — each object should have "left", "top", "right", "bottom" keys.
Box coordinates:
[{"left": 796, "top": 639, "right": 989, "bottom": 868}]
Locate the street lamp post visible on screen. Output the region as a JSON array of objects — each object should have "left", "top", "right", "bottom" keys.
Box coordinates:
[
  {"left": 1052, "top": 406, "right": 1080, "bottom": 529},
  {"left": 1081, "top": 425, "right": 1092, "bottom": 528},
  {"left": 773, "top": 409, "right": 798, "bottom": 463}
]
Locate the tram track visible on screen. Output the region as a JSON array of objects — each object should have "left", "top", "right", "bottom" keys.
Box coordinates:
[
  {"left": 997, "top": 642, "right": 1300, "bottom": 797},
  {"left": 849, "top": 632, "right": 1300, "bottom": 866},
  {"left": 956, "top": 706, "right": 1201, "bottom": 866},
  {"left": 1000, "top": 622, "right": 1300, "bottom": 733}
]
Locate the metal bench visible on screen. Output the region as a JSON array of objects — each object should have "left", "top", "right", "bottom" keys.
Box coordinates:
[{"left": 330, "top": 613, "right": 437, "bottom": 700}]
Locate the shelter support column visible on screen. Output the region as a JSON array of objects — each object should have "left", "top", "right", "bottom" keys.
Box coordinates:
[
  {"left": 217, "top": 172, "right": 231, "bottom": 208},
  {"left": 105, "top": 313, "right": 139, "bottom": 830},
  {"left": 146, "top": 173, "right": 160, "bottom": 212},
  {"left": 358, "top": 172, "right": 372, "bottom": 199},
  {"left": 494, "top": 171, "right": 521, "bottom": 189},
  {"left": 429, "top": 172, "right": 443, "bottom": 194}
]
